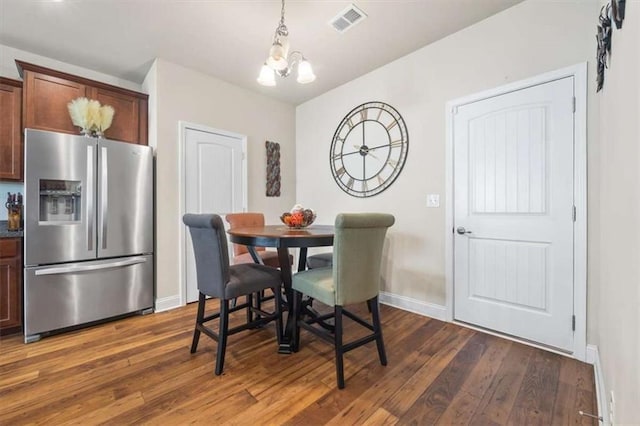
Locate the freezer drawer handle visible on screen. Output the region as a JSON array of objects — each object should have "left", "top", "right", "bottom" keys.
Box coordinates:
[{"left": 34, "top": 257, "right": 147, "bottom": 276}]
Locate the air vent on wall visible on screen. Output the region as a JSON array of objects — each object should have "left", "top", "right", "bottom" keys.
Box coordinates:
[{"left": 329, "top": 4, "right": 367, "bottom": 33}]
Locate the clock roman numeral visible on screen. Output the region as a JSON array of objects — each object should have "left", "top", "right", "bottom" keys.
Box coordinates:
[
  {"left": 389, "top": 140, "right": 404, "bottom": 148},
  {"left": 386, "top": 120, "right": 398, "bottom": 131},
  {"left": 346, "top": 177, "right": 355, "bottom": 189},
  {"left": 387, "top": 159, "right": 398, "bottom": 168},
  {"left": 360, "top": 108, "right": 368, "bottom": 122},
  {"left": 335, "top": 166, "right": 346, "bottom": 178},
  {"left": 347, "top": 117, "right": 355, "bottom": 129},
  {"left": 362, "top": 179, "right": 368, "bottom": 193},
  {"left": 377, "top": 174, "right": 386, "bottom": 186}
]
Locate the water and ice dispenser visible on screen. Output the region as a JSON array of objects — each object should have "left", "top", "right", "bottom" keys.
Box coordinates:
[{"left": 39, "top": 179, "right": 81, "bottom": 223}]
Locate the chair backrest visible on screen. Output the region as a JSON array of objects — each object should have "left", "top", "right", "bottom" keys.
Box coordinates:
[
  {"left": 183, "top": 214, "right": 230, "bottom": 298},
  {"left": 333, "top": 213, "right": 395, "bottom": 305},
  {"left": 225, "top": 212, "right": 266, "bottom": 256}
]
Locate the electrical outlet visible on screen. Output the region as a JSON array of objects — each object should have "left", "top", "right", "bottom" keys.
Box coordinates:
[
  {"left": 427, "top": 194, "right": 440, "bottom": 208},
  {"left": 609, "top": 391, "right": 615, "bottom": 424}
]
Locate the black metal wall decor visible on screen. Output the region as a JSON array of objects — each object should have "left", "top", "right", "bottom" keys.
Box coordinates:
[
  {"left": 596, "top": 0, "right": 628, "bottom": 92},
  {"left": 266, "top": 141, "right": 281, "bottom": 197},
  {"left": 596, "top": 3, "right": 612, "bottom": 92},
  {"left": 612, "top": 0, "right": 626, "bottom": 29}
]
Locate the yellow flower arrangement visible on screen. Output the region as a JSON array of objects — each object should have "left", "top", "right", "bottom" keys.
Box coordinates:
[{"left": 67, "top": 97, "right": 115, "bottom": 136}]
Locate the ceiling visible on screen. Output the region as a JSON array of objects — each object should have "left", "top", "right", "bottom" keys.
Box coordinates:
[{"left": 0, "top": 0, "right": 523, "bottom": 105}]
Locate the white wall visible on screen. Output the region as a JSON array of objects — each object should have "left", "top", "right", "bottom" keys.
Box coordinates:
[
  {"left": 594, "top": 2, "right": 640, "bottom": 423},
  {"left": 150, "top": 59, "right": 296, "bottom": 303},
  {"left": 296, "top": 1, "right": 598, "bottom": 311}
]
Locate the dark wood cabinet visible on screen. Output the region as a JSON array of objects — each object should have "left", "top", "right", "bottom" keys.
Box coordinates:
[
  {"left": 0, "top": 78, "right": 23, "bottom": 181},
  {"left": 17, "top": 61, "right": 148, "bottom": 145},
  {"left": 23, "top": 70, "right": 88, "bottom": 135},
  {"left": 0, "top": 238, "right": 22, "bottom": 336}
]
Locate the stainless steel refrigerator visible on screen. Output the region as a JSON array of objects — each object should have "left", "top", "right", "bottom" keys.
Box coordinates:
[{"left": 23, "top": 129, "right": 154, "bottom": 343}]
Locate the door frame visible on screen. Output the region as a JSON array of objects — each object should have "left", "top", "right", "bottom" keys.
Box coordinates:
[
  {"left": 178, "top": 121, "right": 248, "bottom": 306},
  {"left": 444, "top": 63, "right": 587, "bottom": 361}
]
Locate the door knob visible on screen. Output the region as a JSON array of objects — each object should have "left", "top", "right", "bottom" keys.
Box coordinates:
[{"left": 456, "top": 226, "right": 472, "bottom": 235}]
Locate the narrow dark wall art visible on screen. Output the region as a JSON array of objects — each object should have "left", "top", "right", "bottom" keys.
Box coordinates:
[
  {"left": 266, "top": 141, "right": 281, "bottom": 197},
  {"left": 596, "top": 0, "right": 627, "bottom": 92},
  {"left": 596, "top": 3, "right": 612, "bottom": 92}
]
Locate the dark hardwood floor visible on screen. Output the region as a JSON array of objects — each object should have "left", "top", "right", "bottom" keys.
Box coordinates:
[{"left": 0, "top": 301, "right": 596, "bottom": 425}]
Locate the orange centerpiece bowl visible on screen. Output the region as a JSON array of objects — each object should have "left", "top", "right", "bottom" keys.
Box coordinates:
[{"left": 280, "top": 208, "right": 316, "bottom": 228}]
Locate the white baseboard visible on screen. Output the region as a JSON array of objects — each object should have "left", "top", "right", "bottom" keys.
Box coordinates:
[
  {"left": 155, "top": 294, "right": 183, "bottom": 313},
  {"left": 587, "top": 344, "right": 609, "bottom": 424},
  {"left": 379, "top": 291, "right": 447, "bottom": 321}
]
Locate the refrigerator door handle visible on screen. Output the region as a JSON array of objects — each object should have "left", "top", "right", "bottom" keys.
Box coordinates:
[
  {"left": 34, "top": 257, "right": 147, "bottom": 276},
  {"left": 100, "top": 146, "right": 108, "bottom": 250},
  {"left": 86, "top": 145, "right": 94, "bottom": 251}
]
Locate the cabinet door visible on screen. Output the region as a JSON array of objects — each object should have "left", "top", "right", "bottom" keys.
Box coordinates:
[
  {"left": 0, "top": 239, "right": 22, "bottom": 335},
  {"left": 0, "top": 80, "right": 22, "bottom": 180},
  {"left": 24, "top": 70, "right": 88, "bottom": 135},
  {"left": 89, "top": 87, "right": 141, "bottom": 143}
]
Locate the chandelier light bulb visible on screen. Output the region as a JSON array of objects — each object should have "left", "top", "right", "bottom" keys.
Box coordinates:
[
  {"left": 267, "top": 40, "right": 289, "bottom": 71},
  {"left": 296, "top": 60, "right": 316, "bottom": 84},
  {"left": 257, "top": 64, "right": 276, "bottom": 86}
]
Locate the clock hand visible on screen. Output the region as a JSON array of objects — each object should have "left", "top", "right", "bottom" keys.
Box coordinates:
[{"left": 353, "top": 144, "right": 380, "bottom": 160}]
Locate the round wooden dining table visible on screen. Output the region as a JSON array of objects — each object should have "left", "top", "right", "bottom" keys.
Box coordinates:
[{"left": 227, "top": 225, "right": 334, "bottom": 353}]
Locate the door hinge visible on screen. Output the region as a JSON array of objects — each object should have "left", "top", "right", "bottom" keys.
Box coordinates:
[
  {"left": 572, "top": 205, "right": 577, "bottom": 222},
  {"left": 572, "top": 315, "right": 576, "bottom": 331},
  {"left": 453, "top": 106, "right": 459, "bottom": 115},
  {"left": 572, "top": 97, "right": 576, "bottom": 113}
]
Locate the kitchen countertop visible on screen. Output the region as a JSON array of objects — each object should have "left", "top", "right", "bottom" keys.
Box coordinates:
[{"left": 0, "top": 221, "right": 23, "bottom": 238}]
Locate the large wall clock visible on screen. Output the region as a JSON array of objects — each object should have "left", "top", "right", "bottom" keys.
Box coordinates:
[{"left": 330, "top": 101, "right": 409, "bottom": 197}]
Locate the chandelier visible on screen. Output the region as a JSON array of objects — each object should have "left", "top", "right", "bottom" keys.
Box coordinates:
[{"left": 257, "top": 0, "right": 316, "bottom": 86}]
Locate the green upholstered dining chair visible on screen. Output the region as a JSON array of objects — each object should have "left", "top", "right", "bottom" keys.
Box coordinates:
[
  {"left": 183, "top": 213, "right": 283, "bottom": 375},
  {"left": 291, "top": 213, "right": 395, "bottom": 389}
]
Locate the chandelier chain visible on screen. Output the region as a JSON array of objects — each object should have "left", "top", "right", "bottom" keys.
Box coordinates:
[{"left": 275, "top": 0, "right": 288, "bottom": 37}]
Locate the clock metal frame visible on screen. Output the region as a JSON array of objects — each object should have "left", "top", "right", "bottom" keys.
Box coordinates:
[{"left": 330, "top": 101, "right": 409, "bottom": 198}]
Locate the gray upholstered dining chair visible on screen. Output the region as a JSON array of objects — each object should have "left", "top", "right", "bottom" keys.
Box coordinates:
[
  {"left": 306, "top": 252, "right": 333, "bottom": 269},
  {"left": 291, "top": 213, "right": 395, "bottom": 389},
  {"left": 183, "top": 213, "right": 284, "bottom": 375}
]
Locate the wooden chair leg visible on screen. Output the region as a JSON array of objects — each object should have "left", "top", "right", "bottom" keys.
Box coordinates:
[
  {"left": 215, "top": 299, "right": 230, "bottom": 375},
  {"left": 335, "top": 305, "right": 345, "bottom": 389},
  {"left": 292, "top": 289, "right": 302, "bottom": 352},
  {"left": 190, "top": 292, "right": 206, "bottom": 353},
  {"left": 246, "top": 293, "right": 253, "bottom": 324},
  {"left": 256, "top": 290, "right": 263, "bottom": 320},
  {"left": 370, "top": 296, "right": 387, "bottom": 366},
  {"left": 274, "top": 286, "right": 284, "bottom": 346}
]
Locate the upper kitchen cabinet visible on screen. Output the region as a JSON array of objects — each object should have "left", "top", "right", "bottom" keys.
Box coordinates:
[
  {"left": 0, "top": 78, "right": 23, "bottom": 181},
  {"left": 17, "top": 61, "right": 148, "bottom": 145}
]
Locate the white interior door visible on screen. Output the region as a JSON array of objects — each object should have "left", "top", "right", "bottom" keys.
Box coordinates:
[
  {"left": 184, "top": 127, "right": 246, "bottom": 303},
  {"left": 453, "top": 77, "right": 575, "bottom": 352}
]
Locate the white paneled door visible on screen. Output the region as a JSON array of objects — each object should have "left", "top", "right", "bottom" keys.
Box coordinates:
[
  {"left": 184, "top": 127, "right": 246, "bottom": 303},
  {"left": 454, "top": 77, "right": 575, "bottom": 352}
]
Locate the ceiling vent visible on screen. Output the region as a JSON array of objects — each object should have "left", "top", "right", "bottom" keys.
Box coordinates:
[{"left": 329, "top": 4, "right": 367, "bottom": 33}]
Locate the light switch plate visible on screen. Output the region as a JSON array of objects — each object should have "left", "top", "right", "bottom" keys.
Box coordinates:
[{"left": 427, "top": 194, "right": 440, "bottom": 208}]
